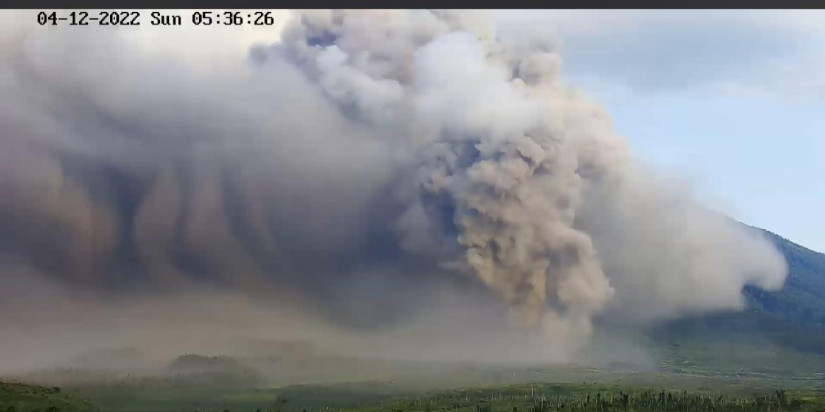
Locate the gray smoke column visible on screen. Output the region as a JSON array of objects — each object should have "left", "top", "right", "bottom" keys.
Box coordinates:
[{"left": 0, "top": 10, "right": 788, "bottom": 360}]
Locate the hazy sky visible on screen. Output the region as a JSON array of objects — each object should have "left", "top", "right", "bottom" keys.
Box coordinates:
[{"left": 495, "top": 10, "right": 825, "bottom": 252}]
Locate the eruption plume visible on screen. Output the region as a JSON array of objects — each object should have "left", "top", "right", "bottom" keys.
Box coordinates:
[{"left": 0, "top": 10, "right": 788, "bottom": 363}]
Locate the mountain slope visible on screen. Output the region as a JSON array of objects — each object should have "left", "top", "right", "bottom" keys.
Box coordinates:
[
  {"left": 744, "top": 227, "right": 825, "bottom": 325},
  {"left": 649, "top": 226, "right": 825, "bottom": 375}
]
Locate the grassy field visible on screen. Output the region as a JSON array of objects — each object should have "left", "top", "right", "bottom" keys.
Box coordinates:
[
  {"left": 330, "top": 383, "right": 825, "bottom": 412},
  {"left": 0, "top": 381, "right": 94, "bottom": 412},
  {"left": 6, "top": 339, "right": 825, "bottom": 412},
  {"left": 28, "top": 363, "right": 822, "bottom": 412},
  {"left": 49, "top": 379, "right": 825, "bottom": 412}
]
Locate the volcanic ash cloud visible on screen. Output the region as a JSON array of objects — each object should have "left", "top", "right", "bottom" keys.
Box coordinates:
[
  {"left": 278, "top": 10, "right": 787, "bottom": 349},
  {"left": 0, "top": 10, "right": 789, "bottom": 360}
]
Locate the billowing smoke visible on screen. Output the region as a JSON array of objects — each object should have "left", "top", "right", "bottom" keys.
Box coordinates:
[{"left": 0, "top": 10, "right": 787, "bottom": 366}]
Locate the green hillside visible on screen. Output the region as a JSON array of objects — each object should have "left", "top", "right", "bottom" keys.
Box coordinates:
[
  {"left": 649, "top": 226, "right": 825, "bottom": 375},
  {"left": 745, "top": 228, "right": 825, "bottom": 326}
]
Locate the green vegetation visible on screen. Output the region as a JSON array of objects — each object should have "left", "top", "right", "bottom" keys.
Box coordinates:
[
  {"left": 343, "top": 384, "right": 825, "bottom": 412},
  {"left": 0, "top": 382, "right": 93, "bottom": 412},
  {"left": 22, "top": 365, "right": 821, "bottom": 412},
  {"left": 31, "top": 380, "right": 825, "bottom": 412}
]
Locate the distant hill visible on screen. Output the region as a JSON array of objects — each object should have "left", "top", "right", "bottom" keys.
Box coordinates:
[{"left": 166, "top": 354, "right": 262, "bottom": 388}]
